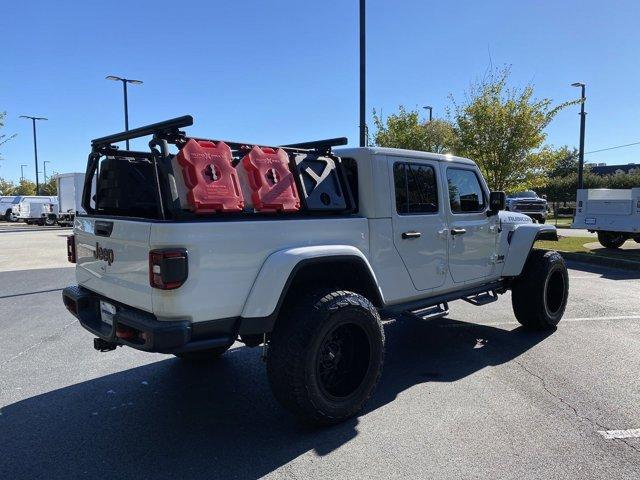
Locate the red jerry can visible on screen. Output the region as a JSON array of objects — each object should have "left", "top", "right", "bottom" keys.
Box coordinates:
[
  {"left": 241, "top": 146, "right": 300, "bottom": 212},
  {"left": 176, "top": 139, "right": 244, "bottom": 213}
]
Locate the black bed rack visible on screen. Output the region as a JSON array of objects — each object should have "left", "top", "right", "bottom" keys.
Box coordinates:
[
  {"left": 91, "top": 115, "right": 348, "bottom": 156},
  {"left": 85, "top": 115, "right": 350, "bottom": 220}
]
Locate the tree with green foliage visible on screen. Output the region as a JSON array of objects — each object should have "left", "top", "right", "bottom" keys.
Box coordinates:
[
  {"left": 13, "top": 179, "right": 37, "bottom": 196},
  {"left": 40, "top": 174, "right": 58, "bottom": 195},
  {"left": 451, "top": 67, "right": 578, "bottom": 191},
  {"left": 372, "top": 107, "right": 455, "bottom": 153},
  {"left": 548, "top": 146, "right": 579, "bottom": 177},
  {"left": 0, "top": 177, "right": 16, "bottom": 195}
]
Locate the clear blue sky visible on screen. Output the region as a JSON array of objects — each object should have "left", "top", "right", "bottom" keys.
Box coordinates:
[{"left": 1, "top": 0, "right": 639, "bottom": 182}]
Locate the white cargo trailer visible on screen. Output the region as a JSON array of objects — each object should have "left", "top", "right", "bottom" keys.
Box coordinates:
[
  {"left": 55, "top": 173, "right": 86, "bottom": 226},
  {"left": 572, "top": 188, "right": 640, "bottom": 248}
]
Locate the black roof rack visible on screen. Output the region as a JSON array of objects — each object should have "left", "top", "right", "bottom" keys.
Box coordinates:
[
  {"left": 92, "top": 115, "right": 193, "bottom": 147},
  {"left": 91, "top": 115, "right": 347, "bottom": 154}
]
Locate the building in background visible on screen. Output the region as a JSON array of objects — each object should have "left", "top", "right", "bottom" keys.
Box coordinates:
[{"left": 586, "top": 163, "right": 640, "bottom": 175}]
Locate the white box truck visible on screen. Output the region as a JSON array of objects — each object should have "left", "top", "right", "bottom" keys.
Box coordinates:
[
  {"left": 572, "top": 188, "right": 640, "bottom": 248},
  {"left": 55, "top": 173, "right": 86, "bottom": 227}
]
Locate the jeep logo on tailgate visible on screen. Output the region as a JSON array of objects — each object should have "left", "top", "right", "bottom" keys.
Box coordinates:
[{"left": 94, "top": 242, "right": 114, "bottom": 265}]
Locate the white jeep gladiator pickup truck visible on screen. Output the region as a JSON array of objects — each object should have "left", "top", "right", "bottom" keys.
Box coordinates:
[{"left": 62, "top": 116, "right": 569, "bottom": 425}]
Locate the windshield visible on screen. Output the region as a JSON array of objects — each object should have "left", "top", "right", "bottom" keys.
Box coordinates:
[
  {"left": 510, "top": 191, "right": 538, "bottom": 198},
  {"left": 11, "top": 197, "right": 23, "bottom": 204}
]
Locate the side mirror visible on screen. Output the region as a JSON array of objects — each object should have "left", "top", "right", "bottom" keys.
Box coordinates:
[{"left": 488, "top": 191, "right": 506, "bottom": 216}]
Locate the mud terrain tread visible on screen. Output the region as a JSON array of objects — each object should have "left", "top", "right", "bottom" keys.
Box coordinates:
[
  {"left": 512, "top": 250, "right": 568, "bottom": 330},
  {"left": 267, "top": 289, "right": 384, "bottom": 426}
]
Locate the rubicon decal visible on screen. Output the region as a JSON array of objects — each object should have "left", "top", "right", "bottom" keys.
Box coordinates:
[{"left": 94, "top": 243, "right": 114, "bottom": 265}]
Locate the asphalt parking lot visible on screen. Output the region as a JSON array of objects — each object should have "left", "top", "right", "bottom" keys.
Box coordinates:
[{"left": 1, "top": 228, "right": 639, "bottom": 479}]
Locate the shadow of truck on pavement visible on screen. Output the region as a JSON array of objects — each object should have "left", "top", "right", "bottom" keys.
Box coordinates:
[{"left": 0, "top": 317, "right": 553, "bottom": 480}]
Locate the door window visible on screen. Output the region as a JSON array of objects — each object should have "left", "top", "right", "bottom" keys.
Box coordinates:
[
  {"left": 393, "top": 163, "right": 438, "bottom": 215},
  {"left": 447, "top": 168, "right": 486, "bottom": 213}
]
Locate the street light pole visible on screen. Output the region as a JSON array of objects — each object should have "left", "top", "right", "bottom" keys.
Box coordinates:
[
  {"left": 106, "top": 76, "right": 144, "bottom": 150},
  {"left": 571, "top": 82, "right": 586, "bottom": 190},
  {"left": 20, "top": 164, "right": 27, "bottom": 182},
  {"left": 423, "top": 106, "right": 433, "bottom": 122},
  {"left": 44, "top": 160, "right": 51, "bottom": 183},
  {"left": 359, "top": 0, "right": 366, "bottom": 147},
  {"left": 19, "top": 115, "right": 48, "bottom": 194}
]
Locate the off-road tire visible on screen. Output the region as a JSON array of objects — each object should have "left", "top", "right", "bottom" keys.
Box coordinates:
[
  {"left": 512, "top": 250, "right": 569, "bottom": 330},
  {"left": 597, "top": 231, "right": 627, "bottom": 249},
  {"left": 267, "top": 289, "right": 384, "bottom": 426},
  {"left": 174, "top": 345, "right": 231, "bottom": 361}
]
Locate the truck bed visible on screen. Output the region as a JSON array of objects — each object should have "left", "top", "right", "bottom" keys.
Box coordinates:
[{"left": 75, "top": 216, "right": 369, "bottom": 323}]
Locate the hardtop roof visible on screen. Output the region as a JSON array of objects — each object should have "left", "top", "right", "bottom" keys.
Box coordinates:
[{"left": 335, "top": 146, "right": 476, "bottom": 166}]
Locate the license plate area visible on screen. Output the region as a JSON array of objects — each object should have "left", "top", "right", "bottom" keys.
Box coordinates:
[{"left": 100, "top": 300, "right": 117, "bottom": 326}]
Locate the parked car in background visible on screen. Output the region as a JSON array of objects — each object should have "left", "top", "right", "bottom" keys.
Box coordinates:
[
  {"left": 55, "top": 173, "right": 88, "bottom": 227},
  {"left": 573, "top": 188, "right": 640, "bottom": 249},
  {"left": 0, "top": 196, "right": 23, "bottom": 222},
  {"left": 15, "top": 196, "right": 59, "bottom": 225},
  {"left": 505, "top": 190, "right": 548, "bottom": 223}
]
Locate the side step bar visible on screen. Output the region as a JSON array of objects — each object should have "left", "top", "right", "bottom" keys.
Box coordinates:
[
  {"left": 381, "top": 280, "right": 505, "bottom": 319},
  {"left": 462, "top": 290, "right": 498, "bottom": 306},
  {"left": 404, "top": 302, "right": 449, "bottom": 321}
]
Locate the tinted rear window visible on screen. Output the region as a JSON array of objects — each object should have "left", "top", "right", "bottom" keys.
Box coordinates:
[
  {"left": 393, "top": 162, "right": 439, "bottom": 214},
  {"left": 94, "top": 157, "right": 160, "bottom": 218}
]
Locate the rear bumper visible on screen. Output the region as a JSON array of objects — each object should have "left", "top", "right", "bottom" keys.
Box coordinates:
[{"left": 62, "top": 285, "right": 235, "bottom": 353}]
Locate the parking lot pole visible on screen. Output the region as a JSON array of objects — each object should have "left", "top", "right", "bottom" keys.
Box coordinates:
[
  {"left": 19, "top": 115, "right": 47, "bottom": 194},
  {"left": 359, "top": 0, "right": 366, "bottom": 147},
  {"left": 105, "top": 76, "right": 144, "bottom": 150},
  {"left": 571, "top": 82, "right": 586, "bottom": 190}
]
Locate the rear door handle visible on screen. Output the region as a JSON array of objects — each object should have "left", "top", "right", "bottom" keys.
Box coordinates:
[
  {"left": 451, "top": 228, "right": 467, "bottom": 236},
  {"left": 402, "top": 231, "right": 422, "bottom": 239}
]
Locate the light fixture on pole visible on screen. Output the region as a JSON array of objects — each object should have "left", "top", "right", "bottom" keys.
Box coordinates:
[
  {"left": 19, "top": 115, "right": 48, "bottom": 194},
  {"left": 105, "top": 75, "right": 144, "bottom": 150},
  {"left": 571, "top": 82, "right": 586, "bottom": 190},
  {"left": 423, "top": 105, "right": 433, "bottom": 122}
]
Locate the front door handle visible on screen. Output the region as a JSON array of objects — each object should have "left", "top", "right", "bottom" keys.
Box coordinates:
[
  {"left": 402, "top": 231, "right": 421, "bottom": 239},
  {"left": 451, "top": 228, "right": 467, "bottom": 236}
]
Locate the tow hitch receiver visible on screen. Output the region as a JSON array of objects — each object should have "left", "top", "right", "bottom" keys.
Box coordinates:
[{"left": 94, "top": 338, "right": 118, "bottom": 352}]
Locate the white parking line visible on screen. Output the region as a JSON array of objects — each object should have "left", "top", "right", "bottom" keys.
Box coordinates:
[
  {"left": 598, "top": 429, "right": 640, "bottom": 440},
  {"left": 440, "top": 315, "right": 640, "bottom": 328},
  {"left": 562, "top": 315, "right": 640, "bottom": 323}
]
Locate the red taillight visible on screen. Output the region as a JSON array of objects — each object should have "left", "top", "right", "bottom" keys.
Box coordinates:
[
  {"left": 149, "top": 249, "right": 188, "bottom": 290},
  {"left": 67, "top": 235, "right": 76, "bottom": 263}
]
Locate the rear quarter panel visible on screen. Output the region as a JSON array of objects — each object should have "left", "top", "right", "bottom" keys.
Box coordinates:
[{"left": 150, "top": 217, "right": 369, "bottom": 322}]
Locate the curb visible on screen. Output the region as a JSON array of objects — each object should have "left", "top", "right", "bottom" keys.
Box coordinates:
[{"left": 556, "top": 251, "right": 640, "bottom": 271}]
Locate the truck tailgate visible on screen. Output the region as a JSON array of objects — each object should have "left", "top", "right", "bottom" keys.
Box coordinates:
[{"left": 75, "top": 217, "right": 152, "bottom": 312}]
